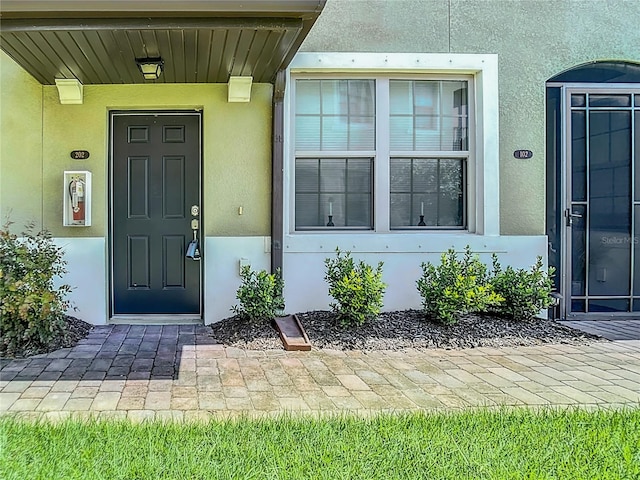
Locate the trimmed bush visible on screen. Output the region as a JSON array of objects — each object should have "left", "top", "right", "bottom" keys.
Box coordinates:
[
  {"left": 417, "top": 246, "right": 503, "bottom": 325},
  {"left": 490, "top": 255, "right": 555, "bottom": 319},
  {"left": 232, "top": 266, "right": 284, "bottom": 322},
  {"left": 324, "top": 249, "right": 386, "bottom": 327},
  {"left": 0, "top": 221, "right": 71, "bottom": 356}
]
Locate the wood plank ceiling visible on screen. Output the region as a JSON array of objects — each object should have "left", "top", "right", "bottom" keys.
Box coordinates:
[{"left": 0, "top": 2, "right": 325, "bottom": 85}]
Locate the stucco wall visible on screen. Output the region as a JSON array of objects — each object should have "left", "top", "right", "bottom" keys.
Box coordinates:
[
  {"left": 302, "top": 0, "right": 640, "bottom": 235},
  {"left": 0, "top": 52, "right": 43, "bottom": 230},
  {"left": 40, "top": 83, "right": 272, "bottom": 238}
]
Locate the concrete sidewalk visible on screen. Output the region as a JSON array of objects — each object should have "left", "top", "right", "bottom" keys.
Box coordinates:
[{"left": 1, "top": 324, "right": 639, "bottom": 422}]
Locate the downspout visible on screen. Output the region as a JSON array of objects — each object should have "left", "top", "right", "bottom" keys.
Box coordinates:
[{"left": 271, "top": 69, "right": 286, "bottom": 273}]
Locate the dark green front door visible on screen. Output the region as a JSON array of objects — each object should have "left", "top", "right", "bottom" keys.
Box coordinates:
[{"left": 111, "top": 112, "right": 201, "bottom": 316}]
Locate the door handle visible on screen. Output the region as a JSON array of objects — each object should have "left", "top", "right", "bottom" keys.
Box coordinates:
[{"left": 565, "top": 208, "right": 582, "bottom": 226}]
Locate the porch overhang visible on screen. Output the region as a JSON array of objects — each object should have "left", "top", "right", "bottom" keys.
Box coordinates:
[{"left": 0, "top": 0, "right": 326, "bottom": 85}]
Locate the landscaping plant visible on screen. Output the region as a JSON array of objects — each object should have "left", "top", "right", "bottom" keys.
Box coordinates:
[
  {"left": 232, "top": 266, "right": 284, "bottom": 322},
  {"left": 324, "top": 249, "right": 386, "bottom": 326},
  {"left": 417, "top": 246, "right": 503, "bottom": 324},
  {"left": 0, "top": 221, "right": 71, "bottom": 356},
  {"left": 490, "top": 254, "right": 555, "bottom": 319}
]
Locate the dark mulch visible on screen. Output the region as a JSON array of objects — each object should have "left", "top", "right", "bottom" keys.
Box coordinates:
[
  {"left": 0, "top": 316, "right": 93, "bottom": 359},
  {"left": 2, "top": 311, "right": 606, "bottom": 358},
  {"left": 209, "top": 310, "right": 606, "bottom": 351}
]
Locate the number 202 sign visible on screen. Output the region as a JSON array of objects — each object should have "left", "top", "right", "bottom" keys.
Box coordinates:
[{"left": 70, "top": 150, "right": 90, "bottom": 160}]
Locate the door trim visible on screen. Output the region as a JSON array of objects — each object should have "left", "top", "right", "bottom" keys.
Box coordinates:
[
  {"left": 108, "top": 110, "right": 203, "bottom": 322},
  {"left": 560, "top": 86, "right": 640, "bottom": 318}
]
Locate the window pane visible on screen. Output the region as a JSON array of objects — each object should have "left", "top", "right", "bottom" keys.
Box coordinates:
[
  {"left": 571, "top": 94, "right": 586, "bottom": 107},
  {"left": 588, "top": 299, "right": 629, "bottom": 312},
  {"left": 636, "top": 111, "right": 640, "bottom": 201},
  {"left": 320, "top": 80, "right": 346, "bottom": 115},
  {"left": 390, "top": 193, "right": 411, "bottom": 226},
  {"left": 571, "top": 300, "right": 585, "bottom": 312},
  {"left": 422, "top": 194, "right": 438, "bottom": 226},
  {"left": 440, "top": 116, "right": 468, "bottom": 151},
  {"left": 441, "top": 81, "right": 468, "bottom": 116},
  {"left": 438, "top": 159, "right": 464, "bottom": 225},
  {"left": 390, "top": 158, "right": 411, "bottom": 191},
  {"left": 295, "top": 116, "right": 320, "bottom": 150},
  {"left": 390, "top": 80, "right": 468, "bottom": 152},
  {"left": 295, "top": 193, "right": 319, "bottom": 227},
  {"left": 389, "top": 80, "right": 413, "bottom": 114},
  {"left": 571, "top": 111, "right": 587, "bottom": 201},
  {"left": 589, "top": 94, "right": 631, "bottom": 107},
  {"left": 412, "top": 159, "right": 438, "bottom": 192},
  {"left": 635, "top": 206, "right": 640, "bottom": 296},
  {"left": 295, "top": 157, "right": 372, "bottom": 229},
  {"left": 413, "top": 81, "right": 438, "bottom": 115},
  {"left": 346, "top": 193, "right": 372, "bottom": 226},
  {"left": 349, "top": 80, "right": 376, "bottom": 117},
  {"left": 349, "top": 117, "right": 376, "bottom": 150},
  {"left": 571, "top": 204, "right": 586, "bottom": 296},
  {"left": 390, "top": 116, "right": 414, "bottom": 150},
  {"left": 319, "top": 158, "right": 346, "bottom": 191},
  {"left": 347, "top": 158, "right": 372, "bottom": 193},
  {"left": 390, "top": 158, "right": 464, "bottom": 228},
  {"left": 588, "top": 111, "right": 631, "bottom": 297},
  {"left": 295, "top": 158, "right": 319, "bottom": 192},
  {"left": 296, "top": 79, "right": 375, "bottom": 152},
  {"left": 414, "top": 116, "right": 440, "bottom": 150},
  {"left": 296, "top": 80, "right": 320, "bottom": 114},
  {"left": 321, "top": 116, "right": 348, "bottom": 150}
]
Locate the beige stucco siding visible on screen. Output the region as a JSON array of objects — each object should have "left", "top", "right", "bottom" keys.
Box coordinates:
[
  {"left": 302, "top": 0, "right": 640, "bottom": 235},
  {"left": 0, "top": 51, "right": 44, "bottom": 230},
  {"left": 1, "top": 63, "right": 273, "bottom": 238}
]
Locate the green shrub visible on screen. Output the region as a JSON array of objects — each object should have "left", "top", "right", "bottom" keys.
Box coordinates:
[
  {"left": 490, "top": 255, "right": 555, "bottom": 319},
  {"left": 0, "top": 221, "right": 71, "bottom": 356},
  {"left": 416, "top": 246, "right": 503, "bottom": 325},
  {"left": 324, "top": 249, "right": 386, "bottom": 327},
  {"left": 232, "top": 266, "right": 284, "bottom": 322}
]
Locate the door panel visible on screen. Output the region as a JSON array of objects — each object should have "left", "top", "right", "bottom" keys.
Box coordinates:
[
  {"left": 112, "top": 113, "right": 201, "bottom": 315},
  {"left": 567, "top": 90, "right": 639, "bottom": 315},
  {"left": 587, "top": 110, "right": 631, "bottom": 298}
]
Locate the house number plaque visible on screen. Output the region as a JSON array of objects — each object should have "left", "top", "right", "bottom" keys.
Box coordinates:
[
  {"left": 513, "top": 150, "right": 533, "bottom": 159},
  {"left": 70, "top": 150, "right": 90, "bottom": 160}
]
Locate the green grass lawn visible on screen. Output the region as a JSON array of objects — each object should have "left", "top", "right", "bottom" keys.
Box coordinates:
[{"left": 1, "top": 408, "right": 639, "bottom": 479}]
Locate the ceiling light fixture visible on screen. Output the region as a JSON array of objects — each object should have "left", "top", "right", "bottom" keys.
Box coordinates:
[{"left": 136, "top": 57, "right": 164, "bottom": 80}]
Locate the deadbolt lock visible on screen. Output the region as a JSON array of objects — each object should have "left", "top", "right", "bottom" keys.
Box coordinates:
[
  {"left": 191, "top": 205, "right": 199, "bottom": 216},
  {"left": 191, "top": 219, "right": 199, "bottom": 230}
]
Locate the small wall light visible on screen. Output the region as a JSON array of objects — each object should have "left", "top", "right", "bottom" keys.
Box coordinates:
[
  {"left": 55, "top": 79, "right": 84, "bottom": 104},
  {"left": 228, "top": 76, "right": 253, "bottom": 102},
  {"left": 136, "top": 57, "right": 164, "bottom": 80}
]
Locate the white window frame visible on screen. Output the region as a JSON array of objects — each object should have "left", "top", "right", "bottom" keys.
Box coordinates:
[{"left": 284, "top": 53, "right": 500, "bottom": 251}]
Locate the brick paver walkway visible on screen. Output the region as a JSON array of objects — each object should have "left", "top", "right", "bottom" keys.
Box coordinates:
[{"left": 1, "top": 324, "right": 639, "bottom": 421}]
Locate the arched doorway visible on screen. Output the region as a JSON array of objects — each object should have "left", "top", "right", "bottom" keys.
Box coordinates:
[{"left": 546, "top": 61, "right": 640, "bottom": 318}]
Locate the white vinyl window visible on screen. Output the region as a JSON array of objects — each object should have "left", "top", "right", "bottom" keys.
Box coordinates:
[{"left": 293, "top": 76, "right": 470, "bottom": 231}]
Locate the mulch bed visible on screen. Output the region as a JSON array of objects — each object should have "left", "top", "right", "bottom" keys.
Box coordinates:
[
  {"left": 208, "top": 310, "right": 606, "bottom": 351},
  {"left": 0, "top": 316, "right": 93, "bottom": 359},
  {"left": 2, "top": 310, "right": 606, "bottom": 358}
]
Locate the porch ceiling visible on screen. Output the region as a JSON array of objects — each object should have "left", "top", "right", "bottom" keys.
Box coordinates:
[{"left": 0, "top": 1, "right": 325, "bottom": 85}]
